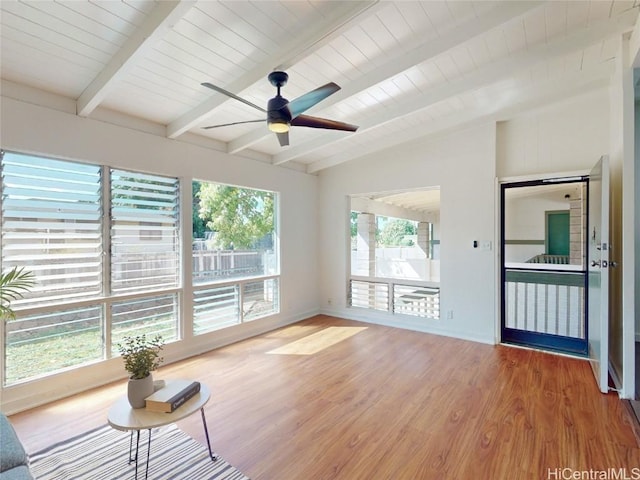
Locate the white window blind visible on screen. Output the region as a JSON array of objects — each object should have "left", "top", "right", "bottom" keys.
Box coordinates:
[
  {"left": 111, "top": 293, "right": 178, "bottom": 354},
  {"left": 1, "top": 152, "right": 102, "bottom": 307},
  {"left": 110, "top": 170, "right": 180, "bottom": 293},
  {"left": 193, "top": 285, "right": 239, "bottom": 334}
]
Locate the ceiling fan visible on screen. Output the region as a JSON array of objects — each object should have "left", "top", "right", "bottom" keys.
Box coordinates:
[{"left": 201, "top": 71, "right": 358, "bottom": 147}]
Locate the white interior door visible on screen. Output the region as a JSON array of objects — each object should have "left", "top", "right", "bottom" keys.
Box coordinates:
[{"left": 588, "top": 156, "right": 610, "bottom": 393}]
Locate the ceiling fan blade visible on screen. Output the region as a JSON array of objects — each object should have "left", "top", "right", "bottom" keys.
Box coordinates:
[
  {"left": 201, "top": 82, "right": 266, "bottom": 113},
  {"left": 276, "top": 131, "right": 289, "bottom": 147},
  {"left": 288, "top": 82, "right": 340, "bottom": 118},
  {"left": 291, "top": 114, "right": 358, "bottom": 132},
  {"left": 202, "top": 119, "right": 265, "bottom": 129}
]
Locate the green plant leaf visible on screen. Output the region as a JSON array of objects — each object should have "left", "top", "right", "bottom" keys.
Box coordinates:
[
  {"left": 117, "top": 334, "right": 164, "bottom": 379},
  {"left": 1, "top": 267, "right": 35, "bottom": 320}
]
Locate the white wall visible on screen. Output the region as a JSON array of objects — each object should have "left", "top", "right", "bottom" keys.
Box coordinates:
[
  {"left": 317, "top": 88, "right": 611, "bottom": 346},
  {"left": 0, "top": 96, "right": 320, "bottom": 412},
  {"left": 496, "top": 89, "right": 610, "bottom": 178},
  {"left": 318, "top": 123, "right": 498, "bottom": 344}
]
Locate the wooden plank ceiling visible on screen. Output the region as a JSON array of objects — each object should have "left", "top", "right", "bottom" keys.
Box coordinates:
[{"left": 1, "top": 1, "right": 638, "bottom": 174}]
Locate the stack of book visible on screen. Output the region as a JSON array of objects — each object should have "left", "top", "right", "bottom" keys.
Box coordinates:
[{"left": 145, "top": 380, "right": 201, "bottom": 413}]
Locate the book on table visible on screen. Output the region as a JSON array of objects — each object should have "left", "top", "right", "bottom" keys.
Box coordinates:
[{"left": 145, "top": 380, "right": 201, "bottom": 413}]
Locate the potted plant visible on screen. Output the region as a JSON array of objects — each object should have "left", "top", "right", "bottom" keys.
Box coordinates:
[
  {"left": 117, "top": 334, "right": 164, "bottom": 408},
  {"left": 1, "top": 267, "right": 35, "bottom": 321}
]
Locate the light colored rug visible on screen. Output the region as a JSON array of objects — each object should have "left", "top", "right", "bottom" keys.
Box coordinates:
[
  {"left": 29, "top": 424, "right": 249, "bottom": 480},
  {"left": 267, "top": 326, "right": 368, "bottom": 355}
]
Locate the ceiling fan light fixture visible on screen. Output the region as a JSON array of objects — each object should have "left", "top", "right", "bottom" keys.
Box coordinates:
[
  {"left": 268, "top": 120, "right": 289, "bottom": 133},
  {"left": 201, "top": 71, "right": 358, "bottom": 145}
]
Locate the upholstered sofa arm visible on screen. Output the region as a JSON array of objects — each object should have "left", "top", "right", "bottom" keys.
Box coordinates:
[{"left": 0, "top": 413, "right": 33, "bottom": 480}]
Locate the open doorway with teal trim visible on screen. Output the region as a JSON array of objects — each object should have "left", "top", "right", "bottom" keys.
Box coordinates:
[
  {"left": 501, "top": 177, "right": 589, "bottom": 356},
  {"left": 546, "top": 211, "right": 570, "bottom": 256}
]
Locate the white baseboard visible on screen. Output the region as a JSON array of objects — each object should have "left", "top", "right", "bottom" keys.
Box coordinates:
[{"left": 319, "top": 306, "right": 496, "bottom": 345}]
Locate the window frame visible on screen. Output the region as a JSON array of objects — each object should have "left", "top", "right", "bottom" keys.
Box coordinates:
[
  {"left": 1, "top": 150, "right": 281, "bottom": 387},
  {"left": 348, "top": 208, "right": 440, "bottom": 320},
  {"left": 190, "top": 179, "right": 281, "bottom": 335}
]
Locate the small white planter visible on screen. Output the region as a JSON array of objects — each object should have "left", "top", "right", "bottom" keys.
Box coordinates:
[{"left": 127, "top": 374, "right": 154, "bottom": 409}]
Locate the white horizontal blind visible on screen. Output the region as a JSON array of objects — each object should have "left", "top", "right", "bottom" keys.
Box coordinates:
[
  {"left": 193, "top": 285, "right": 239, "bottom": 334},
  {"left": 110, "top": 170, "right": 179, "bottom": 293},
  {"left": 1, "top": 152, "right": 103, "bottom": 307},
  {"left": 393, "top": 284, "right": 440, "bottom": 319},
  {"left": 349, "top": 280, "right": 389, "bottom": 311},
  {"left": 111, "top": 294, "right": 178, "bottom": 354},
  {"left": 5, "top": 305, "right": 103, "bottom": 384}
]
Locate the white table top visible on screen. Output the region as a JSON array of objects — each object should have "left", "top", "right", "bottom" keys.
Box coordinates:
[{"left": 108, "top": 380, "right": 210, "bottom": 431}]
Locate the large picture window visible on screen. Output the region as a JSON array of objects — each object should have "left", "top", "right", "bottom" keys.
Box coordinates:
[{"left": 192, "top": 181, "right": 279, "bottom": 334}]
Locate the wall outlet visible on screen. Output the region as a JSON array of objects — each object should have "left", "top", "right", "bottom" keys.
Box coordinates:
[
  {"left": 327, "top": 298, "right": 332, "bottom": 305},
  {"left": 446, "top": 310, "right": 453, "bottom": 320}
]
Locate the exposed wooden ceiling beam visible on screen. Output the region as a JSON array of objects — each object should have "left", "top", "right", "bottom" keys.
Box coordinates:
[
  {"left": 77, "top": 1, "right": 196, "bottom": 117},
  {"left": 166, "top": 0, "right": 381, "bottom": 139},
  {"left": 307, "top": 60, "right": 614, "bottom": 174},
  {"left": 275, "top": 9, "right": 637, "bottom": 169},
  {"left": 229, "top": 1, "right": 544, "bottom": 157}
]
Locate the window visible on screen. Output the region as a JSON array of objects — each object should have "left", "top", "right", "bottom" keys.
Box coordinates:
[
  {"left": 5, "top": 305, "right": 103, "bottom": 384},
  {"left": 349, "top": 189, "right": 440, "bottom": 319},
  {"left": 110, "top": 294, "right": 178, "bottom": 354},
  {"left": 110, "top": 170, "right": 180, "bottom": 293},
  {"left": 1, "top": 154, "right": 102, "bottom": 307},
  {"left": 139, "top": 222, "right": 162, "bottom": 241},
  {"left": 1, "top": 152, "right": 180, "bottom": 385},
  {"left": 192, "top": 181, "right": 279, "bottom": 334},
  {"left": 193, "top": 285, "right": 239, "bottom": 335},
  {"left": 2, "top": 152, "right": 280, "bottom": 386}
]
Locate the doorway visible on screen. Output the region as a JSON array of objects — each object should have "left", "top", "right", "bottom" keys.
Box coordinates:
[
  {"left": 501, "top": 178, "right": 588, "bottom": 355},
  {"left": 546, "top": 211, "right": 570, "bottom": 256}
]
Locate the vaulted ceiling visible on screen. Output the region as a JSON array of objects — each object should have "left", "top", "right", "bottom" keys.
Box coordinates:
[{"left": 1, "top": 1, "right": 638, "bottom": 174}]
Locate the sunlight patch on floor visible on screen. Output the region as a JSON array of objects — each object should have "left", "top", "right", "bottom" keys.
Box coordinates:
[{"left": 267, "top": 326, "right": 368, "bottom": 355}]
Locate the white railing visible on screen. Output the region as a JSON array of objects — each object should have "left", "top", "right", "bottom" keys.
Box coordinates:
[
  {"left": 504, "top": 269, "right": 585, "bottom": 338},
  {"left": 349, "top": 276, "right": 440, "bottom": 319}
]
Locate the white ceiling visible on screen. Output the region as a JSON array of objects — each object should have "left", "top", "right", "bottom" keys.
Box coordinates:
[
  {"left": 1, "top": 0, "right": 639, "bottom": 176},
  {"left": 351, "top": 188, "right": 441, "bottom": 222}
]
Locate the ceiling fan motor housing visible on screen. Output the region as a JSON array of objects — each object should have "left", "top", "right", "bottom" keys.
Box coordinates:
[{"left": 267, "top": 96, "right": 291, "bottom": 123}]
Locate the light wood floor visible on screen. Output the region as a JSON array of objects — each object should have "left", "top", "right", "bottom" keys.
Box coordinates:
[{"left": 8, "top": 315, "right": 640, "bottom": 479}]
